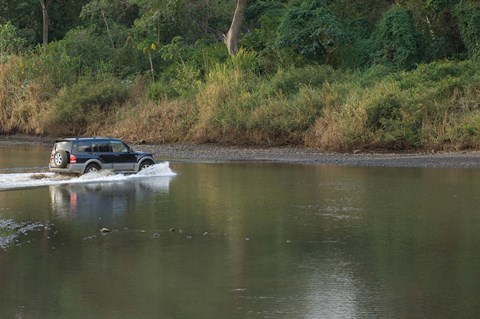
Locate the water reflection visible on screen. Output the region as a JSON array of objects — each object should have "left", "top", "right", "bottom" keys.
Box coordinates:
[
  {"left": 49, "top": 177, "right": 173, "bottom": 221},
  {"left": 4, "top": 153, "right": 480, "bottom": 318}
]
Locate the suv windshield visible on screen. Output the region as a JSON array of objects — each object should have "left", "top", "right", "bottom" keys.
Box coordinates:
[{"left": 111, "top": 141, "right": 129, "bottom": 153}]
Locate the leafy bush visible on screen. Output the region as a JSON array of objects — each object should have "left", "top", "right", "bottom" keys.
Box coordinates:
[
  {"left": 148, "top": 62, "right": 201, "bottom": 100},
  {"left": 372, "top": 6, "right": 424, "bottom": 69},
  {"left": 366, "top": 94, "right": 402, "bottom": 130},
  {"left": 276, "top": 0, "right": 345, "bottom": 63},
  {"left": 262, "top": 65, "right": 334, "bottom": 95},
  {"left": 306, "top": 58, "right": 480, "bottom": 150},
  {"left": 62, "top": 27, "right": 114, "bottom": 75},
  {"left": 0, "top": 22, "right": 26, "bottom": 58},
  {"left": 247, "top": 87, "right": 323, "bottom": 144},
  {"left": 49, "top": 75, "right": 129, "bottom": 134},
  {"left": 455, "top": 1, "right": 480, "bottom": 58},
  {"left": 337, "top": 18, "right": 376, "bottom": 69},
  {"left": 230, "top": 49, "right": 260, "bottom": 74},
  {"left": 22, "top": 42, "right": 79, "bottom": 90},
  {"left": 148, "top": 39, "right": 228, "bottom": 100}
]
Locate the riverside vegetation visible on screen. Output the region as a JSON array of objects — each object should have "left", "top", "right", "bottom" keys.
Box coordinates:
[{"left": 1, "top": 0, "right": 480, "bottom": 151}]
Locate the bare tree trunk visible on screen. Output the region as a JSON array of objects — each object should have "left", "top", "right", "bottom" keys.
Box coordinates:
[
  {"left": 101, "top": 11, "right": 115, "bottom": 49},
  {"left": 148, "top": 50, "right": 155, "bottom": 81},
  {"left": 225, "top": 0, "right": 247, "bottom": 56},
  {"left": 40, "top": 0, "right": 49, "bottom": 46}
]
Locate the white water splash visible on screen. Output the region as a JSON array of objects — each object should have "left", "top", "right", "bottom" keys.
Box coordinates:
[{"left": 0, "top": 162, "right": 176, "bottom": 190}]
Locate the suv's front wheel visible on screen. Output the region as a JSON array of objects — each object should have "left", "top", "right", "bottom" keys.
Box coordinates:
[
  {"left": 139, "top": 160, "right": 154, "bottom": 171},
  {"left": 85, "top": 163, "right": 101, "bottom": 174}
]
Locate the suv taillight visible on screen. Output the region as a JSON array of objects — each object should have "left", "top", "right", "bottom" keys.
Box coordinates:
[{"left": 70, "top": 154, "right": 77, "bottom": 164}]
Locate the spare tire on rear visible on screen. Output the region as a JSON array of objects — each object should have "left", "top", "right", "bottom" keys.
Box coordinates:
[{"left": 54, "top": 150, "right": 68, "bottom": 168}]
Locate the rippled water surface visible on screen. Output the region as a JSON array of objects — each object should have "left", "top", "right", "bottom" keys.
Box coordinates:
[{"left": 2, "top": 144, "right": 480, "bottom": 318}]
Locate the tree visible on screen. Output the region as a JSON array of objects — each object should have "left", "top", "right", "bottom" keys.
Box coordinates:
[
  {"left": 0, "top": 22, "right": 27, "bottom": 57},
  {"left": 423, "top": 0, "right": 464, "bottom": 59},
  {"left": 455, "top": 1, "right": 480, "bottom": 58},
  {"left": 81, "top": 0, "right": 117, "bottom": 48},
  {"left": 225, "top": 0, "right": 247, "bottom": 55},
  {"left": 276, "top": 0, "right": 344, "bottom": 63},
  {"left": 39, "top": 0, "right": 49, "bottom": 45},
  {"left": 372, "top": 6, "right": 424, "bottom": 69}
]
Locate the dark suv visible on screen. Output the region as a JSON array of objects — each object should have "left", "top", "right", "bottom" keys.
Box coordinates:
[{"left": 49, "top": 137, "right": 155, "bottom": 174}]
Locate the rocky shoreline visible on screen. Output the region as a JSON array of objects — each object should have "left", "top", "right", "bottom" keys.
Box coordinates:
[
  {"left": 142, "top": 143, "right": 480, "bottom": 168},
  {"left": 2, "top": 134, "right": 480, "bottom": 168}
]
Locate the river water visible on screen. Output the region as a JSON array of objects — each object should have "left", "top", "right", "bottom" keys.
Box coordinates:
[{"left": 1, "top": 143, "right": 480, "bottom": 318}]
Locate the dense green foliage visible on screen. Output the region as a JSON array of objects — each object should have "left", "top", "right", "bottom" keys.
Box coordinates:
[
  {"left": 372, "top": 6, "right": 423, "bottom": 69},
  {"left": 1, "top": 0, "right": 480, "bottom": 150}
]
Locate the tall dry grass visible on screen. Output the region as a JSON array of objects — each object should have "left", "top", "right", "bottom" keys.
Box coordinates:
[
  {"left": 307, "top": 60, "right": 480, "bottom": 151},
  {"left": 0, "top": 56, "right": 52, "bottom": 134},
  {"left": 2, "top": 53, "right": 480, "bottom": 152},
  {"left": 91, "top": 99, "right": 198, "bottom": 143}
]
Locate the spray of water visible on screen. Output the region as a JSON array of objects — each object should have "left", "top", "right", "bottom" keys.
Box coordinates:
[{"left": 0, "top": 162, "right": 176, "bottom": 190}]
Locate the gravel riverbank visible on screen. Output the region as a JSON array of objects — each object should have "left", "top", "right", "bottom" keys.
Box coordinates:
[
  {"left": 2, "top": 135, "right": 480, "bottom": 168},
  {"left": 142, "top": 143, "right": 480, "bottom": 168}
]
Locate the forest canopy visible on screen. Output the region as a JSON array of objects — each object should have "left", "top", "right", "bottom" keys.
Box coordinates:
[{"left": 2, "top": 0, "right": 479, "bottom": 73}]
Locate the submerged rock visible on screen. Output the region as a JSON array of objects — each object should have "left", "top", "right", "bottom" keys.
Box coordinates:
[{"left": 0, "top": 219, "right": 43, "bottom": 249}]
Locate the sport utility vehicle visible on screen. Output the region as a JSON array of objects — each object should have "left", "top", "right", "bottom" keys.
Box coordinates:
[{"left": 49, "top": 137, "right": 155, "bottom": 174}]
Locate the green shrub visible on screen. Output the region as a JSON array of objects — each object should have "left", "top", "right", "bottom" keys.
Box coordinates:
[
  {"left": 62, "top": 27, "right": 114, "bottom": 75},
  {"left": 49, "top": 75, "right": 129, "bottom": 134},
  {"left": 247, "top": 87, "right": 323, "bottom": 143},
  {"left": 366, "top": 94, "right": 402, "bottom": 129},
  {"left": 337, "top": 18, "right": 376, "bottom": 69},
  {"left": 148, "top": 61, "right": 201, "bottom": 100},
  {"left": 230, "top": 49, "right": 260, "bottom": 74},
  {"left": 455, "top": 1, "right": 480, "bottom": 58},
  {"left": 22, "top": 42, "right": 79, "bottom": 90},
  {"left": 372, "top": 6, "right": 424, "bottom": 69},
  {"left": 0, "top": 22, "right": 26, "bottom": 58},
  {"left": 262, "top": 65, "right": 334, "bottom": 95},
  {"left": 276, "top": 0, "right": 345, "bottom": 63}
]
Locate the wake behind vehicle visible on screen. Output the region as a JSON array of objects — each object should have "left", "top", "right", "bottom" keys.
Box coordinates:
[{"left": 49, "top": 137, "right": 155, "bottom": 175}]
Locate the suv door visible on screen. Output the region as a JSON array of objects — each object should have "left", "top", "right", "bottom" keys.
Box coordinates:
[
  {"left": 109, "top": 140, "right": 136, "bottom": 171},
  {"left": 93, "top": 141, "right": 115, "bottom": 170}
]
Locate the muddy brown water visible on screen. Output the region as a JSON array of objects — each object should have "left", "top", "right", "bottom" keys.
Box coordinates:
[{"left": 1, "top": 144, "right": 480, "bottom": 318}]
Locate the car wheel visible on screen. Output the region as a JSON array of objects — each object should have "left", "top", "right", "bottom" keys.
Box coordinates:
[
  {"left": 139, "top": 160, "right": 154, "bottom": 171},
  {"left": 54, "top": 150, "right": 68, "bottom": 168},
  {"left": 85, "top": 163, "right": 101, "bottom": 174}
]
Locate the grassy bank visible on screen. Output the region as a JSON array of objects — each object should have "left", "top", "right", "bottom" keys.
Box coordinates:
[{"left": 1, "top": 55, "right": 480, "bottom": 151}]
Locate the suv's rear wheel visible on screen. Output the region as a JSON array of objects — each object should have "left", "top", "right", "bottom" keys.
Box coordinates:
[
  {"left": 54, "top": 150, "right": 68, "bottom": 168},
  {"left": 139, "top": 160, "right": 154, "bottom": 171},
  {"left": 85, "top": 163, "right": 101, "bottom": 174}
]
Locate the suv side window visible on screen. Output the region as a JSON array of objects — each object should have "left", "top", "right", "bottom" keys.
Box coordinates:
[
  {"left": 75, "top": 141, "right": 93, "bottom": 153},
  {"left": 111, "top": 141, "right": 129, "bottom": 153},
  {"left": 93, "top": 141, "right": 112, "bottom": 153}
]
